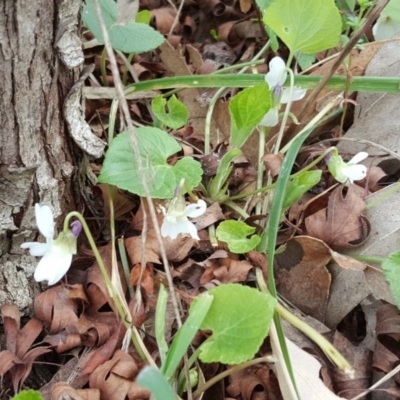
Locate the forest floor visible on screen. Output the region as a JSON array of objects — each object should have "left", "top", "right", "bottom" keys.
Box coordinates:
[{"left": 3, "top": 1, "right": 400, "bottom": 399}]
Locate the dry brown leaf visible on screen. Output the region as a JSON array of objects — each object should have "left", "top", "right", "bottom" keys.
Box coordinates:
[
  {"left": 75, "top": 324, "right": 123, "bottom": 388},
  {"left": 159, "top": 41, "right": 231, "bottom": 149},
  {"left": 34, "top": 286, "right": 79, "bottom": 334},
  {"left": 95, "top": 184, "right": 137, "bottom": 219},
  {"left": 275, "top": 236, "right": 332, "bottom": 321},
  {"left": 150, "top": 7, "right": 179, "bottom": 34},
  {"left": 0, "top": 305, "right": 49, "bottom": 393},
  {"left": 326, "top": 331, "right": 372, "bottom": 398},
  {"left": 130, "top": 263, "right": 154, "bottom": 296},
  {"left": 329, "top": 251, "right": 367, "bottom": 271},
  {"left": 89, "top": 350, "right": 150, "bottom": 400},
  {"left": 263, "top": 153, "right": 283, "bottom": 178},
  {"left": 51, "top": 382, "right": 100, "bottom": 400},
  {"left": 305, "top": 185, "right": 369, "bottom": 249},
  {"left": 125, "top": 232, "right": 195, "bottom": 265},
  {"left": 239, "top": 0, "right": 252, "bottom": 13}
]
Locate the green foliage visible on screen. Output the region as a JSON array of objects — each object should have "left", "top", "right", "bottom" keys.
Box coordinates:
[
  {"left": 155, "top": 284, "right": 169, "bottom": 365},
  {"left": 162, "top": 293, "right": 213, "bottom": 379},
  {"left": 136, "top": 366, "right": 177, "bottom": 400},
  {"left": 11, "top": 390, "right": 44, "bottom": 400},
  {"left": 152, "top": 95, "right": 188, "bottom": 129},
  {"left": 136, "top": 10, "right": 151, "bottom": 24},
  {"left": 382, "top": 251, "right": 400, "bottom": 309},
  {"left": 195, "top": 284, "right": 276, "bottom": 364},
  {"left": 83, "top": 0, "right": 164, "bottom": 54},
  {"left": 98, "top": 128, "right": 203, "bottom": 198},
  {"left": 208, "top": 148, "right": 242, "bottom": 200},
  {"left": 296, "top": 53, "right": 316, "bottom": 70},
  {"left": 216, "top": 221, "right": 261, "bottom": 253},
  {"left": 264, "top": 0, "right": 342, "bottom": 54},
  {"left": 230, "top": 84, "right": 271, "bottom": 148},
  {"left": 283, "top": 170, "right": 322, "bottom": 210},
  {"left": 384, "top": 0, "right": 400, "bottom": 21}
]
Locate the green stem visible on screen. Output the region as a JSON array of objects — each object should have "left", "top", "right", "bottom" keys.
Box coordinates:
[
  {"left": 224, "top": 146, "right": 336, "bottom": 203},
  {"left": 224, "top": 201, "right": 250, "bottom": 219},
  {"left": 63, "top": 212, "right": 147, "bottom": 360},
  {"left": 275, "top": 302, "right": 354, "bottom": 375},
  {"left": 351, "top": 254, "right": 385, "bottom": 264},
  {"left": 274, "top": 67, "right": 296, "bottom": 153},
  {"left": 204, "top": 40, "right": 270, "bottom": 155},
  {"left": 122, "top": 53, "right": 135, "bottom": 85},
  {"left": 100, "top": 47, "right": 109, "bottom": 87},
  {"left": 256, "top": 269, "right": 354, "bottom": 375},
  {"left": 256, "top": 126, "right": 269, "bottom": 215}
]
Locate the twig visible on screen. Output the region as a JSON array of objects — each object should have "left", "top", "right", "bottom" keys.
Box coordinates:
[{"left": 92, "top": 0, "right": 183, "bottom": 328}]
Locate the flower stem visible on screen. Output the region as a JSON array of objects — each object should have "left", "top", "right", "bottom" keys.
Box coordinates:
[{"left": 63, "top": 211, "right": 149, "bottom": 361}]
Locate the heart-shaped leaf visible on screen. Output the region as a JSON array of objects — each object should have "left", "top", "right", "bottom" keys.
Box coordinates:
[
  {"left": 194, "top": 284, "right": 276, "bottom": 364},
  {"left": 98, "top": 128, "right": 203, "bottom": 198},
  {"left": 83, "top": 0, "right": 164, "bottom": 54}
]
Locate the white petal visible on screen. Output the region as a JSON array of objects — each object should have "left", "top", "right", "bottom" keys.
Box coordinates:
[
  {"left": 161, "top": 219, "right": 180, "bottom": 239},
  {"left": 20, "top": 242, "right": 49, "bottom": 256},
  {"left": 281, "top": 87, "right": 307, "bottom": 104},
  {"left": 35, "top": 204, "right": 55, "bottom": 240},
  {"left": 348, "top": 152, "right": 368, "bottom": 165},
  {"left": 259, "top": 108, "right": 279, "bottom": 127},
  {"left": 186, "top": 221, "right": 200, "bottom": 240},
  {"left": 265, "top": 57, "right": 287, "bottom": 88},
  {"left": 184, "top": 200, "right": 207, "bottom": 218},
  {"left": 373, "top": 15, "right": 400, "bottom": 40},
  {"left": 33, "top": 247, "right": 73, "bottom": 285},
  {"left": 345, "top": 165, "right": 367, "bottom": 183}
]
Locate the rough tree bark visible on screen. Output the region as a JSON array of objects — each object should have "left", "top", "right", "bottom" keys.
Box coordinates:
[{"left": 0, "top": 0, "right": 84, "bottom": 313}]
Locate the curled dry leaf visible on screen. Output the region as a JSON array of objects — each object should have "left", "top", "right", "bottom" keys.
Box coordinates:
[
  {"left": 372, "top": 303, "right": 400, "bottom": 386},
  {"left": 51, "top": 382, "right": 100, "bottom": 400},
  {"left": 305, "top": 185, "right": 370, "bottom": 249},
  {"left": 34, "top": 286, "right": 81, "bottom": 334},
  {"left": 150, "top": 7, "right": 179, "bottom": 34},
  {"left": 226, "top": 367, "right": 276, "bottom": 400},
  {"left": 0, "top": 305, "right": 49, "bottom": 393},
  {"left": 89, "top": 350, "right": 150, "bottom": 400}
]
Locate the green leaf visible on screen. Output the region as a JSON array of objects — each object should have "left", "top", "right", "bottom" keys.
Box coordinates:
[
  {"left": 155, "top": 284, "right": 169, "bottom": 365},
  {"left": 83, "top": 0, "right": 164, "bottom": 54},
  {"left": 136, "top": 9, "right": 151, "bottom": 24},
  {"left": 296, "top": 53, "right": 316, "bottom": 70},
  {"left": 382, "top": 251, "right": 400, "bottom": 309},
  {"left": 11, "top": 390, "right": 44, "bottom": 400},
  {"left": 152, "top": 95, "right": 189, "bottom": 129},
  {"left": 216, "top": 220, "right": 261, "bottom": 254},
  {"left": 136, "top": 366, "right": 176, "bottom": 400},
  {"left": 208, "top": 148, "right": 242, "bottom": 199},
  {"left": 264, "top": 0, "right": 342, "bottom": 54},
  {"left": 230, "top": 84, "right": 271, "bottom": 148},
  {"left": 385, "top": 0, "right": 400, "bottom": 22},
  {"left": 196, "top": 284, "right": 276, "bottom": 364},
  {"left": 98, "top": 128, "right": 203, "bottom": 198},
  {"left": 283, "top": 170, "right": 322, "bottom": 210},
  {"left": 162, "top": 293, "right": 213, "bottom": 379}
]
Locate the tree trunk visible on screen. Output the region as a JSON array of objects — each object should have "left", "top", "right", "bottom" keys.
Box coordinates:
[{"left": 0, "top": 0, "right": 83, "bottom": 313}]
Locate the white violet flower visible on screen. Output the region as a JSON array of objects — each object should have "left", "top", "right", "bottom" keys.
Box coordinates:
[
  {"left": 161, "top": 197, "right": 207, "bottom": 240},
  {"left": 260, "top": 56, "right": 307, "bottom": 127},
  {"left": 21, "top": 203, "right": 81, "bottom": 285},
  {"left": 326, "top": 151, "right": 368, "bottom": 186},
  {"left": 372, "top": 11, "right": 400, "bottom": 41}
]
